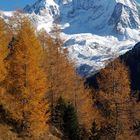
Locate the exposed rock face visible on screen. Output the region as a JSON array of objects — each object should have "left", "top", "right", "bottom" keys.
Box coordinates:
[
  {"left": 1, "top": 0, "right": 140, "bottom": 76},
  {"left": 23, "top": 0, "right": 140, "bottom": 35}
]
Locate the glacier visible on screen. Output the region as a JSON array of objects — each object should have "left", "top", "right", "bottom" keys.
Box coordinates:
[{"left": 1, "top": 0, "right": 140, "bottom": 76}]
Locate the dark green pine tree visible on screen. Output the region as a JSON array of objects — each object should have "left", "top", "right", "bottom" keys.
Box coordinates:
[
  {"left": 89, "top": 121, "right": 100, "bottom": 140},
  {"left": 52, "top": 97, "right": 66, "bottom": 131},
  {"left": 63, "top": 103, "right": 80, "bottom": 140}
]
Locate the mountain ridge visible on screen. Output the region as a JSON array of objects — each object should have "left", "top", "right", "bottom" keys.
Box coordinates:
[{"left": 1, "top": 0, "right": 140, "bottom": 76}]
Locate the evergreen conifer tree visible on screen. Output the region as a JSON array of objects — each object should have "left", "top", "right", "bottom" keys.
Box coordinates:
[
  {"left": 52, "top": 97, "right": 66, "bottom": 131},
  {"left": 63, "top": 103, "right": 80, "bottom": 140}
]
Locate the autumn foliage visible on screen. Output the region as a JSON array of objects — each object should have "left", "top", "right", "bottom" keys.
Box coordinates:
[
  {"left": 0, "top": 19, "right": 10, "bottom": 104},
  {"left": 0, "top": 16, "right": 140, "bottom": 140},
  {"left": 38, "top": 31, "right": 96, "bottom": 131},
  {"left": 95, "top": 59, "right": 134, "bottom": 139},
  {"left": 1, "top": 19, "right": 49, "bottom": 138}
]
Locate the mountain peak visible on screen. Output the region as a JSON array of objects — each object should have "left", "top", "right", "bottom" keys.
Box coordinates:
[
  {"left": 24, "top": 0, "right": 59, "bottom": 16},
  {"left": 1, "top": 0, "right": 140, "bottom": 76},
  {"left": 24, "top": 0, "right": 139, "bottom": 19},
  {"left": 22, "top": 0, "right": 140, "bottom": 75}
]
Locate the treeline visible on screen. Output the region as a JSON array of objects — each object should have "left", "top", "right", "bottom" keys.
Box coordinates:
[{"left": 0, "top": 16, "right": 140, "bottom": 140}]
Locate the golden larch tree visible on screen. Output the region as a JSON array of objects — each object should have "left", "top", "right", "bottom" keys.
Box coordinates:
[
  {"left": 5, "top": 19, "right": 49, "bottom": 138},
  {"left": 0, "top": 19, "right": 10, "bottom": 105},
  {"left": 97, "top": 58, "right": 132, "bottom": 139},
  {"left": 38, "top": 31, "right": 97, "bottom": 131}
]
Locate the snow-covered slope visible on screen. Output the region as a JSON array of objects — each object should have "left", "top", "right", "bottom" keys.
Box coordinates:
[{"left": 1, "top": 0, "right": 140, "bottom": 76}]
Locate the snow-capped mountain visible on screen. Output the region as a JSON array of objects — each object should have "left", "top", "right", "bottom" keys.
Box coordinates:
[
  {"left": 1, "top": 0, "right": 140, "bottom": 76},
  {"left": 23, "top": 0, "right": 140, "bottom": 35}
]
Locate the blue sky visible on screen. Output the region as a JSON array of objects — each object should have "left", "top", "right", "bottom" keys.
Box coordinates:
[
  {"left": 0, "top": 0, "right": 140, "bottom": 11},
  {"left": 0, "top": 0, "right": 36, "bottom": 11}
]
